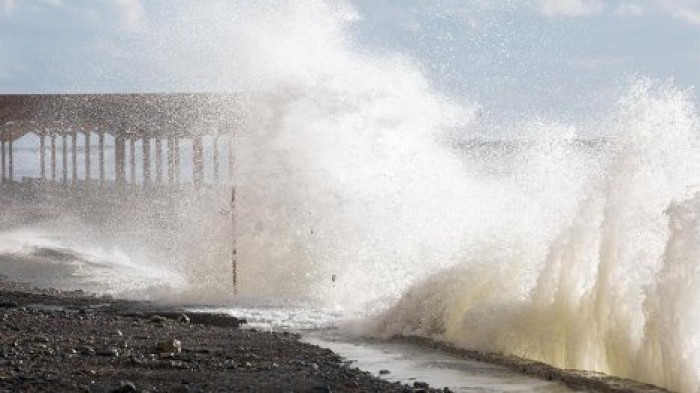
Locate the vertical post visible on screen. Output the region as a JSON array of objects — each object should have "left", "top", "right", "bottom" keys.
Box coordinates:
[
  {"left": 142, "top": 136, "right": 151, "bottom": 188},
  {"left": 115, "top": 134, "right": 125, "bottom": 185},
  {"left": 62, "top": 133, "right": 68, "bottom": 185},
  {"left": 228, "top": 132, "right": 237, "bottom": 295},
  {"left": 155, "top": 137, "right": 163, "bottom": 185},
  {"left": 99, "top": 132, "right": 105, "bottom": 186},
  {"left": 51, "top": 133, "right": 57, "bottom": 182},
  {"left": 175, "top": 138, "right": 180, "bottom": 184},
  {"left": 71, "top": 130, "right": 77, "bottom": 187},
  {"left": 167, "top": 137, "right": 175, "bottom": 185},
  {"left": 231, "top": 185, "right": 237, "bottom": 295},
  {"left": 129, "top": 136, "right": 136, "bottom": 185},
  {"left": 193, "top": 136, "right": 204, "bottom": 187},
  {"left": 213, "top": 136, "right": 219, "bottom": 183},
  {"left": 85, "top": 130, "right": 91, "bottom": 184},
  {"left": 1, "top": 131, "right": 5, "bottom": 184},
  {"left": 39, "top": 133, "right": 46, "bottom": 180},
  {"left": 8, "top": 130, "right": 14, "bottom": 183},
  {"left": 228, "top": 136, "right": 235, "bottom": 184}
]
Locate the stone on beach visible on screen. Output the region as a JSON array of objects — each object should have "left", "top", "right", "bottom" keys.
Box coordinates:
[{"left": 156, "top": 338, "right": 182, "bottom": 354}]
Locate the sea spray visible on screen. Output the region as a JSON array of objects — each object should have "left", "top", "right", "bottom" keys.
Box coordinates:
[
  {"left": 367, "top": 81, "right": 700, "bottom": 392},
  {"left": 4, "top": 2, "right": 700, "bottom": 391}
]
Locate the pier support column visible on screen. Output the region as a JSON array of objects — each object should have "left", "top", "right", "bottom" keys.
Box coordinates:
[
  {"left": 129, "top": 136, "right": 136, "bottom": 185},
  {"left": 115, "top": 135, "right": 125, "bottom": 185},
  {"left": 167, "top": 137, "right": 178, "bottom": 185},
  {"left": 167, "top": 138, "right": 174, "bottom": 185},
  {"left": 51, "top": 134, "right": 57, "bottom": 182},
  {"left": 193, "top": 136, "right": 203, "bottom": 187},
  {"left": 39, "top": 133, "right": 46, "bottom": 180},
  {"left": 1, "top": 131, "right": 5, "bottom": 184},
  {"left": 85, "top": 131, "right": 91, "bottom": 184},
  {"left": 213, "top": 136, "right": 219, "bottom": 183},
  {"left": 62, "top": 133, "right": 68, "bottom": 185},
  {"left": 155, "top": 137, "right": 162, "bottom": 185},
  {"left": 8, "top": 131, "right": 14, "bottom": 183},
  {"left": 99, "top": 132, "right": 105, "bottom": 186},
  {"left": 142, "top": 136, "right": 151, "bottom": 188},
  {"left": 71, "top": 131, "right": 78, "bottom": 187}
]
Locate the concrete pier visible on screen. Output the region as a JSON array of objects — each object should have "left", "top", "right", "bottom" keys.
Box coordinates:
[
  {"left": 1, "top": 133, "right": 5, "bottom": 183},
  {"left": 0, "top": 94, "right": 238, "bottom": 190},
  {"left": 51, "top": 133, "right": 57, "bottom": 182},
  {"left": 71, "top": 131, "right": 77, "bottom": 186},
  {"left": 8, "top": 131, "right": 13, "bottom": 182},
  {"left": 62, "top": 133, "right": 68, "bottom": 185},
  {"left": 143, "top": 137, "right": 151, "bottom": 187},
  {"left": 85, "top": 131, "right": 91, "bottom": 183},
  {"left": 99, "top": 132, "right": 105, "bottom": 186}
]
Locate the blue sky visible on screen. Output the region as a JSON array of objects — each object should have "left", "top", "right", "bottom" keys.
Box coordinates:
[{"left": 1, "top": 0, "right": 700, "bottom": 121}]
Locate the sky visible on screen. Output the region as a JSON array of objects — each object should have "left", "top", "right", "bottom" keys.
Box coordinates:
[{"left": 1, "top": 0, "right": 700, "bottom": 122}]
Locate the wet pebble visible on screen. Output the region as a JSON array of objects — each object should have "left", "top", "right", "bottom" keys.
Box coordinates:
[
  {"left": 78, "top": 346, "right": 95, "bottom": 356},
  {"left": 113, "top": 380, "right": 137, "bottom": 392},
  {"left": 97, "top": 347, "right": 119, "bottom": 357},
  {"left": 156, "top": 339, "right": 182, "bottom": 354}
]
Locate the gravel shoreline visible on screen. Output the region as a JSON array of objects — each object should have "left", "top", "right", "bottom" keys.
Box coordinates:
[{"left": 0, "top": 279, "right": 443, "bottom": 392}]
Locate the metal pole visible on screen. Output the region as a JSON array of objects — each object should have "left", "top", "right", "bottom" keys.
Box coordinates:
[
  {"left": 229, "top": 131, "right": 237, "bottom": 295},
  {"left": 213, "top": 136, "right": 219, "bottom": 183},
  {"left": 231, "top": 186, "right": 237, "bottom": 295},
  {"left": 174, "top": 138, "right": 180, "bottom": 184},
  {"left": 228, "top": 137, "right": 235, "bottom": 184}
]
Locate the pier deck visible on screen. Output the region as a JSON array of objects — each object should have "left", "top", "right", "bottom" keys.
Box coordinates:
[{"left": 0, "top": 94, "right": 239, "bottom": 188}]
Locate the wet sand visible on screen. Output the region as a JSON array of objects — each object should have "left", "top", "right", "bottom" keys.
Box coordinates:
[{"left": 0, "top": 278, "right": 443, "bottom": 392}]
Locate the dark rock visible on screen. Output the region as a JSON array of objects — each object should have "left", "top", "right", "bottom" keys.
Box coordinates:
[
  {"left": 156, "top": 339, "right": 182, "bottom": 354},
  {"left": 77, "top": 346, "right": 95, "bottom": 356},
  {"left": 379, "top": 369, "right": 391, "bottom": 375},
  {"left": 97, "top": 347, "right": 119, "bottom": 357},
  {"left": 150, "top": 315, "right": 167, "bottom": 323},
  {"left": 0, "top": 302, "right": 19, "bottom": 308},
  {"left": 112, "top": 380, "right": 137, "bottom": 393},
  {"left": 414, "top": 381, "right": 429, "bottom": 389}
]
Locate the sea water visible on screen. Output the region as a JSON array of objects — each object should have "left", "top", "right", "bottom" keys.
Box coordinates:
[{"left": 3, "top": 1, "right": 700, "bottom": 392}]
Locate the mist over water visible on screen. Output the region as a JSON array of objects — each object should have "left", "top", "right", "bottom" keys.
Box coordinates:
[{"left": 5, "top": 1, "right": 700, "bottom": 392}]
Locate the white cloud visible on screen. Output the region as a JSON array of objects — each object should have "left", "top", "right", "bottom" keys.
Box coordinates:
[
  {"left": 538, "top": 0, "right": 605, "bottom": 17},
  {"left": 656, "top": 0, "right": 700, "bottom": 25},
  {"left": 615, "top": 3, "right": 645, "bottom": 16},
  {"left": 113, "top": 0, "right": 144, "bottom": 30},
  {"left": 574, "top": 55, "right": 630, "bottom": 69},
  {"left": 1, "top": 0, "right": 16, "bottom": 16}
]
